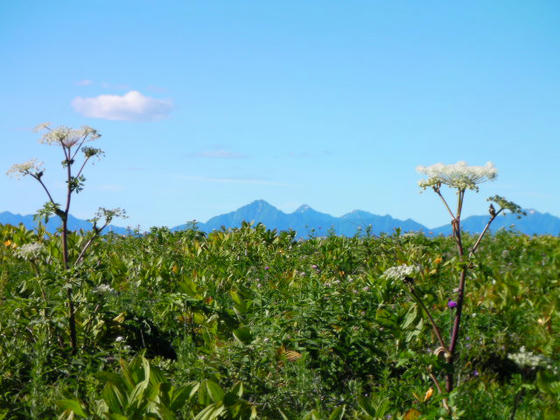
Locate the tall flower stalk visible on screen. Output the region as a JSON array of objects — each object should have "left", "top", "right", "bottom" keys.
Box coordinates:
[
  {"left": 412, "top": 161, "right": 524, "bottom": 406},
  {"left": 7, "top": 123, "right": 125, "bottom": 354}
]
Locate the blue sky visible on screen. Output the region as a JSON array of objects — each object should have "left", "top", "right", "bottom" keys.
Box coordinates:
[{"left": 1, "top": 1, "right": 559, "bottom": 229}]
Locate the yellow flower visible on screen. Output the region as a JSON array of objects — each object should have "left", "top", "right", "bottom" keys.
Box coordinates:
[
  {"left": 4, "top": 240, "right": 12, "bottom": 247},
  {"left": 424, "top": 387, "right": 434, "bottom": 401}
]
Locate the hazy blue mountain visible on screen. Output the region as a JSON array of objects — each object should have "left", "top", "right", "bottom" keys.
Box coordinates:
[
  {"left": 0, "top": 211, "right": 129, "bottom": 235},
  {"left": 338, "top": 210, "right": 427, "bottom": 236},
  {"left": 431, "top": 210, "right": 560, "bottom": 236},
  {"left": 4, "top": 203, "right": 559, "bottom": 238},
  {"left": 173, "top": 200, "right": 430, "bottom": 237}
]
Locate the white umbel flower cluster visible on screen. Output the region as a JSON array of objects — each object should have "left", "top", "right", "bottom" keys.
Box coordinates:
[
  {"left": 15, "top": 242, "right": 44, "bottom": 260},
  {"left": 93, "top": 284, "right": 116, "bottom": 294},
  {"left": 37, "top": 125, "right": 100, "bottom": 147},
  {"left": 6, "top": 159, "right": 43, "bottom": 179},
  {"left": 383, "top": 264, "right": 420, "bottom": 281},
  {"left": 417, "top": 161, "right": 497, "bottom": 191},
  {"left": 508, "top": 346, "right": 558, "bottom": 373}
]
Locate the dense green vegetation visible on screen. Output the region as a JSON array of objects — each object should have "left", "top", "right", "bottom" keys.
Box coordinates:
[{"left": 0, "top": 222, "right": 559, "bottom": 419}]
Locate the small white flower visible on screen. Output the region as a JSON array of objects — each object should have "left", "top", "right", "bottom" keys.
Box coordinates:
[
  {"left": 115, "top": 336, "right": 125, "bottom": 343},
  {"left": 383, "top": 264, "right": 420, "bottom": 281},
  {"left": 14, "top": 242, "right": 44, "bottom": 260},
  {"left": 33, "top": 122, "right": 51, "bottom": 132},
  {"left": 508, "top": 346, "right": 553, "bottom": 370},
  {"left": 94, "top": 284, "right": 115, "bottom": 294},
  {"left": 6, "top": 159, "right": 43, "bottom": 179},
  {"left": 417, "top": 161, "right": 497, "bottom": 191}
]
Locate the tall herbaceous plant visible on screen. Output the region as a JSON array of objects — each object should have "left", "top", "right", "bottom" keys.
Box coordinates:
[
  {"left": 385, "top": 161, "right": 524, "bottom": 413},
  {"left": 7, "top": 123, "right": 126, "bottom": 354}
]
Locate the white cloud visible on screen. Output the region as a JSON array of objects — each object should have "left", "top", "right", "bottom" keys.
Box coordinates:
[
  {"left": 76, "top": 79, "right": 93, "bottom": 86},
  {"left": 72, "top": 90, "right": 173, "bottom": 121}
]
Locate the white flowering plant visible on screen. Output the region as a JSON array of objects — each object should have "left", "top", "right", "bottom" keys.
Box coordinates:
[
  {"left": 395, "top": 161, "right": 525, "bottom": 413},
  {"left": 6, "top": 123, "right": 126, "bottom": 354}
]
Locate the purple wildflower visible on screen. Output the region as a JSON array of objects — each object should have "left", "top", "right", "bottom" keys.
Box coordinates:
[
  {"left": 448, "top": 300, "right": 458, "bottom": 309},
  {"left": 264, "top": 266, "right": 270, "bottom": 270},
  {"left": 473, "top": 370, "right": 479, "bottom": 377}
]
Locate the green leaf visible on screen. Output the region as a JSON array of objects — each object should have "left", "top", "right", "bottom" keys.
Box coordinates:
[
  {"left": 168, "top": 386, "right": 193, "bottom": 411},
  {"left": 194, "top": 402, "right": 226, "bottom": 420},
  {"left": 102, "top": 384, "right": 125, "bottom": 413},
  {"left": 56, "top": 399, "right": 88, "bottom": 418},
  {"left": 233, "top": 326, "right": 253, "bottom": 345},
  {"left": 205, "top": 380, "right": 225, "bottom": 403},
  {"left": 328, "top": 405, "right": 346, "bottom": 420},
  {"left": 402, "top": 304, "right": 417, "bottom": 329},
  {"left": 106, "top": 414, "right": 129, "bottom": 420},
  {"left": 357, "top": 395, "right": 375, "bottom": 416},
  {"left": 230, "top": 382, "right": 244, "bottom": 398}
]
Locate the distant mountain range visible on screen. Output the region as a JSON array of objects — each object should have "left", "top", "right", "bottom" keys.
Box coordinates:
[
  {"left": 2, "top": 200, "right": 559, "bottom": 237},
  {"left": 0, "top": 211, "right": 129, "bottom": 235},
  {"left": 172, "top": 200, "right": 426, "bottom": 236},
  {"left": 174, "top": 200, "right": 560, "bottom": 237}
]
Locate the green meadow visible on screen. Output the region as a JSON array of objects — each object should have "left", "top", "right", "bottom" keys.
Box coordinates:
[{"left": 1, "top": 223, "right": 558, "bottom": 419}]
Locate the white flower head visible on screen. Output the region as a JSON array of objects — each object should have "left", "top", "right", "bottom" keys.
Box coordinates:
[
  {"left": 383, "top": 264, "right": 420, "bottom": 282},
  {"left": 94, "top": 284, "right": 115, "bottom": 294},
  {"left": 417, "top": 161, "right": 497, "bottom": 191},
  {"left": 6, "top": 159, "right": 44, "bottom": 179},
  {"left": 39, "top": 125, "right": 100, "bottom": 147},
  {"left": 15, "top": 242, "right": 44, "bottom": 260},
  {"left": 508, "top": 346, "right": 557, "bottom": 373},
  {"left": 33, "top": 122, "right": 51, "bottom": 132}
]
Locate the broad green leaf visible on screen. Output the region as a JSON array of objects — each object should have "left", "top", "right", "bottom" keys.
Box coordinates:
[
  {"left": 233, "top": 326, "right": 253, "bottom": 345},
  {"left": 56, "top": 399, "right": 88, "bottom": 418},
  {"left": 328, "top": 405, "right": 346, "bottom": 420}
]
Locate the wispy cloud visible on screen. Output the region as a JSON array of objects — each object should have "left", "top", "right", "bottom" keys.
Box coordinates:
[
  {"left": 72, "top": 91, "right": 173, "bottom": 121},
  {"left": 177, "top": 175, "right": 289, "bottom": 186},
  {"left": 187, "top": 149, "right": 247, "bottom": 159},
  {"left": 75, "top": 79, "right": 93, "bottom": 86}
]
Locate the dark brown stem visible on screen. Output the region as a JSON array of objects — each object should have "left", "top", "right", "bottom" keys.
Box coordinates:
[
  {"left": 444, "top": 191, "right": 466, "bottom": 393},
  {"left": 33, "top": 176, "right": 57, "bottom": 205},
  {"left": 62, "top": 145, "right": 77, "bottom": 355},
  {"left": 74, "top": 156, "right": 90, "bottom": 180},
  {"left": 435, "top": 188, "right": 456, "bottom": 221},
  {"left": 74, "top": 222, "right": 108, "bottom": 266},
  {"left": 470, "top": 208, "right": 503, "bottom": 256},
  {"left": 429, "top": 372, "right": 450, "bottom": 413},
  {"left": 70, "top": 135, "right": 89, "bottom": 161}
]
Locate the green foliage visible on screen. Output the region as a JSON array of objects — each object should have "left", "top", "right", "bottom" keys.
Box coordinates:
[{"left": 0, "top": 222, "right": 559, "bottom": 418}]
